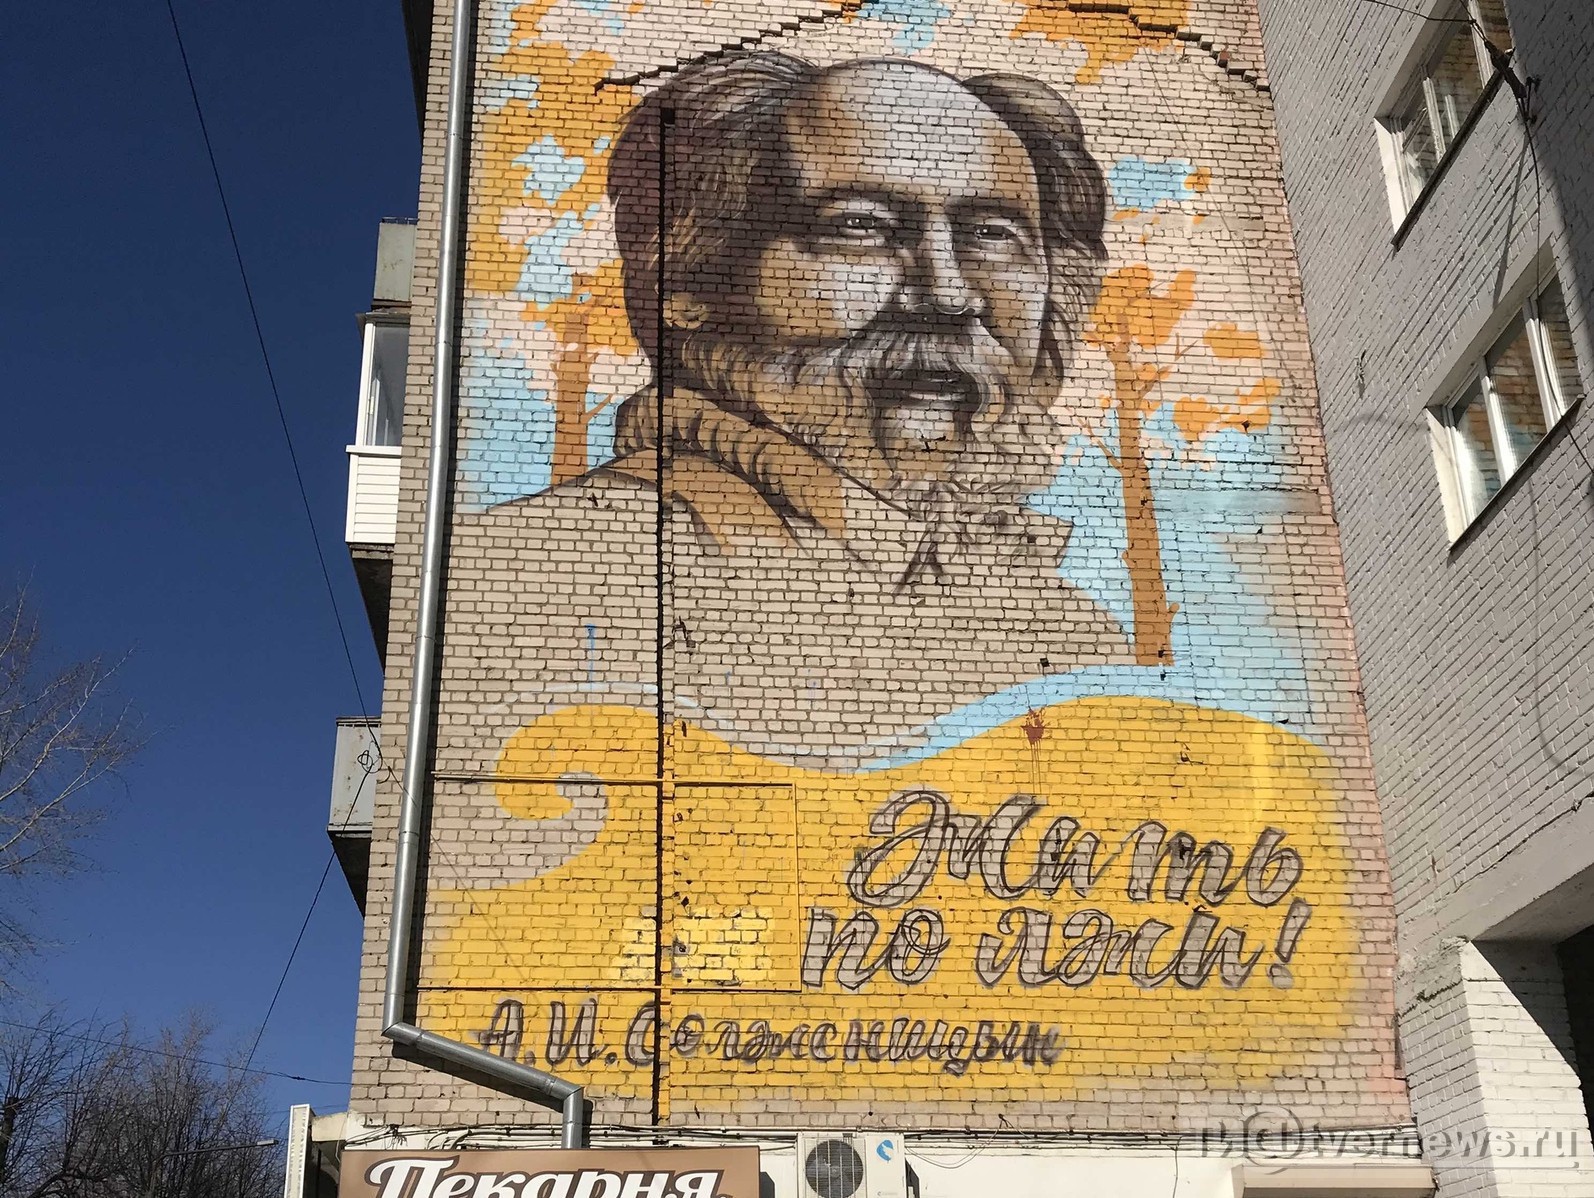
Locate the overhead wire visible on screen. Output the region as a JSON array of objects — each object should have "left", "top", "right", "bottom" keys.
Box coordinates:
[
  {"left": 908, "top": 1113, "right": 1012, "bottom": 1171},
  {"left": 1510, "top": 57, "right": 1592, "bottom": 472},
  {"left": 0, "top": 1016, "right": 346, "bottom": 1087},
  {"left": 157, "top": 0, "right": 1567, "bottom": 1139},
  {"left": 161, "top": 0, "right": 575, "bottom": 1111},
  {"left": 226, "top": 753, "right": 377, "bottom": 1089},
  {"left": 239, "top": 849, "right": 342, "bottom": 1078},
  {"left": 160, "top": 0, "right": 380, "bottom": 744},
  {"left": 1361, "top": 0, "right": 1587, "bottom": 473},
  {"left": 160, "top": 0, "right": 392, "bottom": 1093},
  {"left": 1354, "top": 0, "right": 1472, "bottom": 23},
  {"left": 340, "top": 1117, "right": 1423, "bottom": 1151},
  {"left": 235, "top": 739, "right": 379, "bottom": 1074},
  {"left": 1119, "top": 6, "right": 1291, "bottom": 729}
]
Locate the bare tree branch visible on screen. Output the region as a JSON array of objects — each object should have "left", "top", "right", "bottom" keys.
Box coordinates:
[
  {"left": 0, "top": 589, "right": 143, "bottom": 968},
  {"left": 0, "top": 1012, "right": 280, "bottom": 1198}
]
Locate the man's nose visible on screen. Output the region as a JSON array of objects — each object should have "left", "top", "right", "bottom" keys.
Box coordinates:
[{"left": 902, "top": 221, "right": 982, "bottom": 319}]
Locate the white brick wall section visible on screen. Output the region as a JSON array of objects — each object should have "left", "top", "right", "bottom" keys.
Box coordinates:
[
  {"left": 1254, "top": 0, "right": 1594, "bottom": 1193},
  {"left": 1399, "top": 942, "right": 1594, "bottom": 1198}
]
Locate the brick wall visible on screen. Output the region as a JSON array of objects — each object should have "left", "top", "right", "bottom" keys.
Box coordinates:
[
  {"left": 1253, "top": 0, "right": 1594, "bottom": 1191},
  {"left": 1251, "top": 0, "right": 1594, "bottom": 942},
  {"left": 1399, "top": 942, "right": 1590, "bottom": 1198},
  {"left": 349, "top": 0, "right": 1408, "bottom": 1135}
]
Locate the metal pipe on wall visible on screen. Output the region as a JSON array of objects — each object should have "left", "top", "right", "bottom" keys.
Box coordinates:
[{"left": 379, "top": 0, "right": 588, "bottom": 1151}]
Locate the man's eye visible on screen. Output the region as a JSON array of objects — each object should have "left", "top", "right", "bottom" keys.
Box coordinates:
[
  {"left": 971, "top": 220, "right": 1019, "bottom": 243},
  {"left": 822, "top": 211, "right": 890, "bottom": 240}
]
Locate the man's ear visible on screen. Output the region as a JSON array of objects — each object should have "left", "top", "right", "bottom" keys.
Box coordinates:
[{"left": 664, "top": 293, "right": 710, "bottom": 330}]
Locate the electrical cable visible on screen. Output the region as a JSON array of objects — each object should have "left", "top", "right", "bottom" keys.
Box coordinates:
[
  {"left": 201, "top": 756, "right": 371, "bottom": 1138},
  {"left": 421, "top": 836, "right": 539, "bottom": 991},
  {"left": 1353, "top": 0, "right": 1523, "bottom": 102},
  {"left": 160, "top": 0, "right": 1546, "bottom": 1143},
  {"left": 341, "top": 1117, "right": 1422, "bottom": 1151},
  {"left": 908, "top": 1113, "right": 1012, "bottom": 1171},
  {"left": 0, "top": 1016, "right": 346, "bottom": 1087},
  {"left": 1113, "top": 24, "right": 1274, "bottom": 734},
  {"left": 1514, "top": 76, "right": 1593, "bottom": 473},
  {"left": 230, "top": 754, "right": 377, "bottom": 1085},
  {"left": 1371, "top": 0, "right": 1588, "bottom": 483},
  {"left": 1141, "top": 11, "right": 1327, "bottom": 741},
  {"left": 652, "top": 101, "right": 672, "bottom": 1132},
  {"left": 239, "top": 851, "right": 339, "bottom": 1077},
  {"left": 161, "top": 0, "right": 384, "bottom": 753},
  {"left": 1354, "top": 0, "right": 1471, "bottom": 24},
  {"left": 159, "top": 0, "right": 405, "bottom": 1103}
]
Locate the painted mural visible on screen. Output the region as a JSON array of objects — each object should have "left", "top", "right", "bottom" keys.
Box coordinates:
[{"left": 418, "top": 0, "right": 1404, "bottom": 1128}]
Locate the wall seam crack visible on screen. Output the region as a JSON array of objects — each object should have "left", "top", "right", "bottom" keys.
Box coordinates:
[{"left": 596, "top": 1, "right": 1267, "bottom": 94}]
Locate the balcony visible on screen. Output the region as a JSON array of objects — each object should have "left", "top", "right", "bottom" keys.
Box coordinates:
[
  {"left": 346, "top": 318, "right": 405, "bottom": 546},
  {"left": 328, "top": 716, "right": 379, "bottom": 909},
  {"left": 346, "top": 219, "right": 413, "bottom": 658}
]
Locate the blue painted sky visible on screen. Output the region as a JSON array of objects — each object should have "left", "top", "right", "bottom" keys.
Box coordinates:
[
  {"left": 1, "top": 3, "right": 416, "bottom": 1128},
  {"left": 1108, "top": 156, "right": 1201, "bottom": 211}
]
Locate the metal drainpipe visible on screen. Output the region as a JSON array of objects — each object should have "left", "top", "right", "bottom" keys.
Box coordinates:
[{"left": 380, "top": 0, "right": 588, "bottom": 1151}]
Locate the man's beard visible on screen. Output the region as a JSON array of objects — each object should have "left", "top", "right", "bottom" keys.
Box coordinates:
[{"left": 676, "top": 314, "right": 1061, "bottom": 575}]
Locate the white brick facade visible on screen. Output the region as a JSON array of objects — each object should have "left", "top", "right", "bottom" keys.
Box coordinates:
[{"left": 1254, "top": 1, "right": 1594, "bottom": 1194}]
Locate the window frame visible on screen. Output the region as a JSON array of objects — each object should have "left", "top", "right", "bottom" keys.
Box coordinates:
[
  {"left": 354, "top": 312, "right": 410, "bottom": 451},
  {"left": 1432, "top": 279, "right": 1580, "bottom": 536},
  {"left": 1377, "top": 0, "right": 1511, "bottom": 233}
]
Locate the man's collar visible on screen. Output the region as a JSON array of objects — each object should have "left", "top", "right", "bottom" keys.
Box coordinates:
[
  {"left": 612, "top": 384, "right": 866, "bottom": 545},
  {"left": 608, "top": 384, "right": 1074, "bottom": 587}
]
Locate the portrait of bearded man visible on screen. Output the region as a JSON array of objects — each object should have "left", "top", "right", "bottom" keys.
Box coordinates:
[{"left": 448, "top": 52, "right": 1134, "bottom": 762}]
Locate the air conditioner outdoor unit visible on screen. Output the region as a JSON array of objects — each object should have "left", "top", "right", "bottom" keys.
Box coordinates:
[{"left": 795, "top": 1133, "right": 908, "bottom": 1198}]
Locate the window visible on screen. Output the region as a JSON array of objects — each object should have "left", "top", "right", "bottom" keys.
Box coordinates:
[
  {"left": 1432, "top": 277, "right": 1585, "bottom": 533},
  {"left": 356, "top": 318, "right": 409, "bottom": 448},
  {"left": 1384, "top": 0, "right": 1513, "bottom": 218}
]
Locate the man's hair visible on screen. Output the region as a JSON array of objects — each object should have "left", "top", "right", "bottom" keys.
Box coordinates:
[{"left": 607, "top": 52, "right": 1108, "bottom": 379}]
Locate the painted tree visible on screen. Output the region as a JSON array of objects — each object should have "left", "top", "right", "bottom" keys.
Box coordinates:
[
  {"left": 1084, "top": 265, "right": 1190, "bottom": 666},
  {"left": 471, "top": 4, "right": 639, "bottom": 488},
  {"left": 549, "top": 273, "right": 613, "bottom": 485},
  {"left": 1084, "top": 265, "right": 1276, "bottom": 666}
]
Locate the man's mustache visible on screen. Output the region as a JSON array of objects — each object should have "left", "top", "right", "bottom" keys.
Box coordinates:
[
  {"left": 670, "top": 309, "right": 1068, "bottom": 487},
  {"left": 774, "top": 314, "right": 1023, "bottom": 419},
  {"left": 669, "top": 307, "right": 1061, "bottom": 518}
]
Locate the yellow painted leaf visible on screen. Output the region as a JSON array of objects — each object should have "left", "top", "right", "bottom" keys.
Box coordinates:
[
  {"left": 1010, "top": 1, "right": 1190, "bottom": 84},
  {"left": 1203, "top": 322, "right": 1265, "bottom": 361}
]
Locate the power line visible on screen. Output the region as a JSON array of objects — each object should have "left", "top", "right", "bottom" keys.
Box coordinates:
[
  {"left": 160, "top": 0, "right": 390, "bottom": 1090},
  {"left": 240, "top": 851, "right": 339, "bottom": 1077},
  {"left": 1513, "top": 79, "right": 1592, "bottom": 473},
  {"left": 1354, "top": 0, "right": 1472, "bottom": 24},
  {"left": 1354, "top": 0, "right": 1527, "bottom": 103},
  {"left": 232, "top": 751, "right": 376, "bottom": 1084},
  {"left": 160, "top": 0, "right": 378, "bottom": 735},
  {"left": 0, "top": 1017, "right": 346, "bottom": 1087}
]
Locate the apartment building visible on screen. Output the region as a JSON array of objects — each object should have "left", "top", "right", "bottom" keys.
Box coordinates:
[
  {"left": 291, "top": 0, "right": 1472, "bottom": 1194},
  {"left": 1252, "top": 2, "right": 1594, "bottom": 1196}
]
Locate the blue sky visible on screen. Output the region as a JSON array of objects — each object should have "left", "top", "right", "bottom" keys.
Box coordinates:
[{"left": 1, "top": 3, "right": 417, "bottom": 1124}]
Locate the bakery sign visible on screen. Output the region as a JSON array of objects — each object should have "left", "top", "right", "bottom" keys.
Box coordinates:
[{"left": 341, "top": 1148, "right": 761, "bottom": 1198}]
